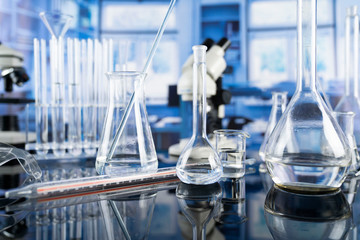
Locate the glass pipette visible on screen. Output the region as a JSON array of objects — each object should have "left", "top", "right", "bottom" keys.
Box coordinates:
[{"left": 5, "top": 167, "right": 177, "bottom": 200}]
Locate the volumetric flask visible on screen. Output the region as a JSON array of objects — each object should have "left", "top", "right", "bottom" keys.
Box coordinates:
[
  {"left": 176, "top": 45, "right": 222, "bottom": 185},
  {"left": 334, "top": 111, "right": 360, "bottom": 174},
  {"left": 335, "top": 6, "right": 360, "bottom": 149},
  {"left": 264, "top": 0, "right": 351, "bottom": 192},
  {"left": 214, "top": 129, "right": 249, "bottom": 178},
  {"left": 96, "top": 71, "right": 157, "bottom": 176},
  {"left": 259, "top": 92, "right": 287, "bottom": 162}
]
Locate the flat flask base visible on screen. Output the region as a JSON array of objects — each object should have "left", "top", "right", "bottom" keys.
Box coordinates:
[
  {"left": 266, "top": 153, "right": 349, "bottom": 193},
  {"left": 97, "top": 154, "right": 158, "bottom": 176},
  {"left": 275, "top": 183, "right": 339, "bottom": 194},
  {"left": 176, "top": 162, "right": 222, "bottom": 185}
]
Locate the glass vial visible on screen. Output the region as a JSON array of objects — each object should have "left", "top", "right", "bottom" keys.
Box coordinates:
[
  {"left": 264, "top": 0, "right": 351, "bottom": 192},
  {"left": 176, "top": 45, "right": 222, "bottom": 185},
  {"left": 259, "top": 92, "right": 287, "bottom": 161},
  {"left": 96, "top": 71, "right": 158, "bottom": 176},
  {"left": 335, "top": 6, "right": 360, "bottom": 149}
]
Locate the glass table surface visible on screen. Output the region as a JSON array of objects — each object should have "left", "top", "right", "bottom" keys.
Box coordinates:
[{"left": 0, "top": 158, "right": 359, "bottom": 240}]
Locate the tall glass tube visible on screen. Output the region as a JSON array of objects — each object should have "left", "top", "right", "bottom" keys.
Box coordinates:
[
  {"left": 264, "top": 0, "right": 351, "bottom": 192},
  {"left": 34, "top": 39, "right": 49, "bottom": 155},
  {"left": 50, "top": 37, "right": 66, "bottom": 156},
  {"left": 176, "top": 45, "right": 222, "bottom": 185},
  {"left": 259, "top": 92, "right": 287, "bottom": 161},
  {"left": 67, "top": 38, "right": 82, "bottom": 156},
  {"left": 335, "top": 6, "right": 360, "bottom": 149}
]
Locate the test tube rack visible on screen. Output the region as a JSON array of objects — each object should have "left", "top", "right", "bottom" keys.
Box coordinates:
[{"left": 26, "top": 37, "right": 114, "bottom": 159}]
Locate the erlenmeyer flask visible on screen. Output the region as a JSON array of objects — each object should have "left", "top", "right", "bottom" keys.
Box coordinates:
[
  {"left": 335, "top": 6, "right": 360, "bottom": 149},
  {"left": 264, "top": 0, "right": 351, "bottom": 192},
  {"left": 176, "top": 45, "right": 222, "bottom": 185},
  {"left": 259, "top": 92, "right": 287, "bottom": 161},
  {"left": 334, "top": 111, "right": 360, "bottom": 174},
  {"left": 96, "top": 71, "right": 158, "bottom": 176}
]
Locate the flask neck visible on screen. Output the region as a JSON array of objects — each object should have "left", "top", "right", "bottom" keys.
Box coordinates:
[
  {"left": 345, "top": 9, "right": 359, "bottom": 97},
  {"left": 107, "top": 72, "right": 145, "bottom": 105},
  {"left": 297, "top": 0, "right": 317, "bottom": 92},
  {"left": 268, "top": 92, "right": 287, "bottom": 133},
  {"left": 192, "top": 62, "right": 207, "bottom": 138},
  {"left": 272, "top": 92, "right": 287, "bottom": 112}
]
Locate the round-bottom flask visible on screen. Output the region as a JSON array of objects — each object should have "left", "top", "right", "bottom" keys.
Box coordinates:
[
  {"left": 264, "top": 0, "right": 351, "bottom": 192},
  {"left": 176, "top": 45, "right": 222, "bottom": 185}
]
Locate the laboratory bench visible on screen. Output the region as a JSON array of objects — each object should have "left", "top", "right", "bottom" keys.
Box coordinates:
[{"left": 0, "top": 152, "right": 359, "bottom": 240}]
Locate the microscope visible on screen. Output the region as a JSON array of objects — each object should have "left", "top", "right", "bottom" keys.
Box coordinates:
[
  {"left": 169, "top": 38, "right": 232, "bottom": 156},
  {"left": 0, "top": 43, "right": 31, "bottom": 144},
  {"left": 0, "top": 43, "right": 30, "bottom": 93}
]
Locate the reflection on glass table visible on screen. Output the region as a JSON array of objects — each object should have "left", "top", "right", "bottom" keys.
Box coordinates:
[
  {"left": 264, "top": 185, "right": 352, "bottom": 240},
  {"left": 4, "top": 159, "right": 360, "bottom": 239},
  {"left": 216, "top": 178, "right": 247, "bottom": 225},
  {"left": 176, "top": 183, "right": 222, "bottom": 240}
]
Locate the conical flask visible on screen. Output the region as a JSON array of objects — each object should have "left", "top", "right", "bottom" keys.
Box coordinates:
[
  {"left": 176, "top": 45, "right": 222, "bottom": 185},
  {"left": 335, "top": 6, "right": 360, "bottom": 149},
  {"left": 264, "top": 0, "right": 351, "bottom": 192},
  {"left": 259, "top": 92, "right": 287, "bottom": 161},
  {"left": 334, "top": 111, "right": 360, "bottom": 175},
  {"left": 96, "top": 71, "right": 158, "bottom": 176}
]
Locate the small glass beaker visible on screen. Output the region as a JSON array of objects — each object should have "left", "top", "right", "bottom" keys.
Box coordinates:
[
  {"left": 214, "top": 130, "right": 249, "bottom": 179},
  {"left": 96, "top": 71, "right": 157, "bottom": 176}
]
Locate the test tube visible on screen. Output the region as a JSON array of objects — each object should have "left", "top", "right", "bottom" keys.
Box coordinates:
[
  {"left": 98, "top": 39, "right": 107, "bottom": 141},
  {"left": 108, "top": 39, "right": 114, "bottom": 71},
  {"left": 81, "top": 40, "right": 87, "bottom": 153},
  {"left": 50, "top": 37, "right": 66, "bottom": 156},
  {"left": 83, "top": 39, "right": 97, "bottom": 155},
  {"left": 94, "top": 40, "right": 105, "bottom": 142},
  {"left": 34, "top": 39, "right": 49, "bottom": 155},
  {"left": 67, "top": 38, "right": 82, "bottom": 156}
]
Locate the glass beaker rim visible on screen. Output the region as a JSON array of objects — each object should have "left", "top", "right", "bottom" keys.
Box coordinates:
[
  {"left": 271, "top": 91, "right": 288, "bottom": 95},
  {"left": 213, "top": 129, "right": 250, "bottom": 138}
]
